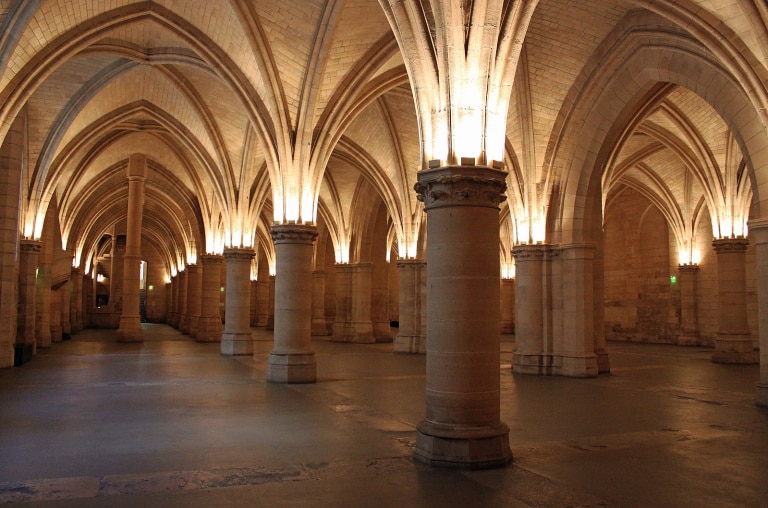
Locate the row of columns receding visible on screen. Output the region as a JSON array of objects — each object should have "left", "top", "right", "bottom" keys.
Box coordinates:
[{"left": 8, "top": 164, "right": 768, "bottom": 468}]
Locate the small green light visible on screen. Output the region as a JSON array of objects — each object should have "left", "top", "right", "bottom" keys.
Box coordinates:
[{"left": 670, "top": 275, "right": 677, "bottom": 284}]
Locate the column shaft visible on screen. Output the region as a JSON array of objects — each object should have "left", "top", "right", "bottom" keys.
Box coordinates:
[
  {"left": 197, "top": 255, "right": 223, "bottom": 342},
  {"left": 18, "top": 240, "right": 41, "bottom": 355},
  {"left": 350, "top": 262, "right": 374, "bottom": 343},
  {"left": 712, "top": 238, "right": 757, "bottom": 364},
  {"left": 178, "top": 270, "right": 190, "bottom": 334},
  {"left": 186, "top": 264, "right": 201, "bottom": 338},
  {"left": 311, "top": 270, "right": 330, "bottom": 336},
  {"left": 221, "top": 248, "right": 255, "bottom": 355},
  {"left": 394, "top": 259, "right": 426, "bottom": 353},
  {"left": 268, "top": 224, "right": 318, "bottom": 383},
  {"left": 750, "top": 220, "right": 768, "bottom": 406},
  {"left": 679, "top": 264, "right": 700, "bottom": 341},
  {"left": 413, "top": 165, "right": 511, "bottom": 469},
  {"left": 332, "top": 264, "right": 353, "bottom": 341},
  {"left": 512, "top": 244, "right": 547, "bottom": 374},
  {"left": 500, "top": 278, "right": 515, "bottom": 334}
]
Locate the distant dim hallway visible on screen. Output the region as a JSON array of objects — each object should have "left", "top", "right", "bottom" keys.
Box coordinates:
[{"left": 1, "top": 1, "right": 768, "bottom": 506}]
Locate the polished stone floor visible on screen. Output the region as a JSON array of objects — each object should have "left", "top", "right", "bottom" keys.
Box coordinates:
[{"left": 1, "top": 324, "right": 766, "bottom": 507}]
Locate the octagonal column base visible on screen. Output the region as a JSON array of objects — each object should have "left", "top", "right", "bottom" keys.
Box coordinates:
[
  {"left": 267, "top": 352, "right": 316, "bottom": 383},
  {"left": 221, "top": 332, "right": 253, "bottom": 356},
  {"left": 414, "top": 420, "right": 512, "bottom": 470}
]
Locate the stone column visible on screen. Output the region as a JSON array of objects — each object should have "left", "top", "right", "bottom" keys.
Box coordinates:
[
  {"left": 256, "top": 278, "right": 269, "bottom": 326},
  {"left": 186, "top": 264, "right": 201, "bottom": 338},
  {"left": 512, "top": 243, "right": 547, "bottom": 374},
  {"left": 712, "top": 237, "right": 757, "bottom": 364},
  {"left": 0, "top": 119, "right": 22, "bottom": 367},
  {"left": 268, "top": 224, "right": 318, "bottom": 383},
  {"left": 750, "top": 219, "right": 768, "bottom": 406},
  {"left": 18, "top": 240, "right": 41, "bottom": 354},
  {"left": 221, "top": 248, "right": 255, "bottom": 355},
  {"left": 197, "top": 254, "right": 223, "bottom": 342},
  {"left": 178, "top": 269, "right": 190, "bottom": 334},
  {"left": 412, "top": 165, "right": 511, "bottom": 469},
  {"left": 332, "top": 263, "right": 353, "bottom": 341},
  {"left": 110, "top": 236, "right": 125, "bottom": 314},
  {"left": 349, "top": 262, "right": 374, "bottom": 343},
  {"left": 394, "top": 259, "right": 426, "bottom": 353},
  {"left": 50, "top": 288, "right": 62, "bottom": 343},
  {"left": 500, "top": 278, "right": 515, "bottom": 334},
  {"left": 371, "top": 261, "right": 392, "bottom": 342},
  {"left": 557, "top": 243, "right": 598, "bottom": 377},
  {"left": 36, "top": 225, "right": 52, "bottom": 348},
  {"left": 70, "top": 267, "right": 83, "bottom": 333},
  {"left": 678, "top": 264, "right": 700, "bottom": 341},
  {"left": 250, "top": 279, "right": 258, "bottom": 327},
  {"left": 311, "top": 270, "right": 330, "bottom": 336},
  {"left": 117, "top": 154, "right": 146, "bottom": 343},
  {"left": 265, "top": 275, "right": 275, "bottom": 330},
  {"left": 61, "top": 283, "right": 71, "bottom": 339}
]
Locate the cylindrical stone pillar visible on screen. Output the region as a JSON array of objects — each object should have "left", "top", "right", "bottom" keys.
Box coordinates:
[
  {"left": 750, "top": 219, "right": 768, "bottom": 406},
  {"left": 500, "top": 278, "right": 515, "bottom": 334},
  {"left": 186, "top": 264, "right": 201, "bottom": 338},
  {"left": 268, "top": 224, "right": 318, "bottom": 383},
  {"left": 512, "top": 243, "right": 547, "bottom": 374},
  {"left": 311, "top": 270, "right": 330, "bottom": 336},
  {"left": 61, "top": 282, "right": 71, "bottom": 339},
  {"left": 332, "top": 263, "right": 353, "bottom": 342},
  {"left": 712, "top": 237, "right": 757, "bottom": 364},
  {"left": 70, "top": 268, "right": 83, "bottom": 333},
  {"left": 265, "top": 275, "right": 275, "bottom": 330},
  {"left": 18, "top": 240, "right": 41, "bottom": 354},
  {"left": 679, "top": 264, "right": 699, "bottom": 340},
  {"left": 50, "top": 288, "right": 62, "bottom": 343},
  {"left": 110, "top": 236, "right": 125, "bottom": 314},
  {"left": 178, "top": 270, "right": 190, "bottom": 334},
  {"left": 256, "top": 278, "right": 269, "bottom": 327},
  {"left": 197, "top": 255, "right": 223, "bottom": 342},
  {"left": 36, "top": 224, "right": 52, "bottom": 348},
  {"left": 117, "top": 154, "right": 146, "bottom": 343},
  {"left": 394, "top": 259, "right": 426, "bottom": 353},
  {"left": 250, "top": 279, "right": 258, "bottom": 327},
  {"left": 350, "top": 262, "right": 374, "bottom": 343},
  {"left": 221, "top": 248, "right": 255, "bottom": 355},
  {"left": 413, "top": 165, "right": 512, "bottom": 469}
]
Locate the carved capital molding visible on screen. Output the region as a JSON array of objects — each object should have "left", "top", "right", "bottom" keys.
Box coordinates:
[
  {"left": 678, "top": 264, "right": 700, "bottom": 274},
  {"left": 271, "top": 224, "right": 318, "bottom": 245},
  {"left": 414, "top": 165, "right": 507, "bottom": 211},
  {"left": 223, "top": 247, "right": 256, "bottom": 261},
  {"left": 199, "top": 254, "right": 224, "bottom": 266},
  {"left": 396, "top": 258, "right": 426, "bottom": 270},
  {"left": 19, "top": 239, "right": 42, "bottom": 254},
  {"left": 511, "top": 243, "right": 548, "bottom": 261},
  {"left": 712, "top": 237, "right": 749, "bottom": 253}
]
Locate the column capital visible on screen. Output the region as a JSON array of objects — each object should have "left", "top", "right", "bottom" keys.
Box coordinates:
[
  {"left": 749, "top": 218, "right": 768, "bottom": 245},
  {"left": 271, "top": 224, "right": 318, "bottom": 244},
  {"left": 414, "top": 165, "right": 507, "bottom": 210},
  {"left": 200, "top": 254, "right": 224, "bottom": 266},
  {"left": 223, "top": 247, "right": 255, "bottom": 261},
  {"left": 712, "top": 237, "right": 749, "bottom": 253},
  {"left": 19, "top": 239, "right": 42, "bottom": 253},
  {"left": 397, "top": 258, "right": 426, "bottom": 269},
  {"left": 511, "top": 243, "right": 548, "bottom": 260}
]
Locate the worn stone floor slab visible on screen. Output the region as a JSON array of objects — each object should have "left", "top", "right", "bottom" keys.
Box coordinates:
[{"left": 0, "top": 325, "right": 766, "bottom": 506}]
